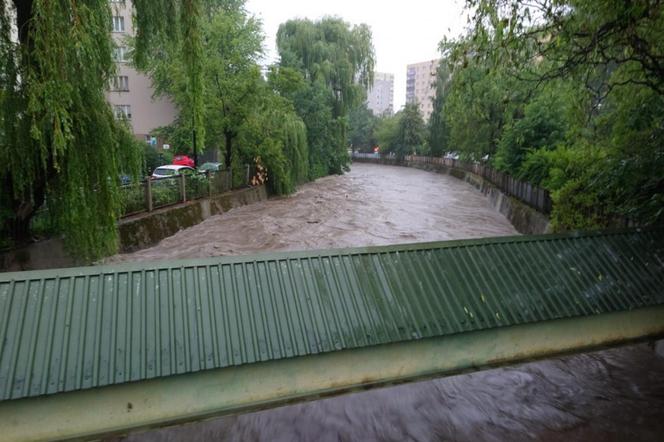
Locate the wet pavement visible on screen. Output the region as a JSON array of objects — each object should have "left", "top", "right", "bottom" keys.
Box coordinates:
[{"left": 109, "top": 163, "right": 664, "bottom": 441}]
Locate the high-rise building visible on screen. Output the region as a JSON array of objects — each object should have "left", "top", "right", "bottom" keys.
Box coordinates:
[
  {"left": 107, "top": 0, "right": 177, "bottom": 145},
  {"left": 405, "top": 59, "right": 439, "bottom": 121},
  {"left": 366, "top": 72, "right": 394, "bottom": 116}
]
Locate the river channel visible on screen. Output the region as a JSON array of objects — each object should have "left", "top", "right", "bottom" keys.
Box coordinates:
[{"left": 110, "top": 163, "right": 664, "bottom": 441}]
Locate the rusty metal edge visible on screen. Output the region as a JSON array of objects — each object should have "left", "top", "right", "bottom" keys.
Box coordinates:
[{"left": 1, "top": 305, "right": 663, "bottom": 442}]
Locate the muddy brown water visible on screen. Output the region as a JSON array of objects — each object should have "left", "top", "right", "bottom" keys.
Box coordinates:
[{"left": 110, "top": 163, "right": 664, "bottom": 441}]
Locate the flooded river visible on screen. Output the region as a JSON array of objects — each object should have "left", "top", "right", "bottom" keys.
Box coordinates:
[
  {"left": 111, "top": 163, "right": 664, "bottom": 441},
  {"left": 109, "top": 163, "right": 517, "bottom": 263}
]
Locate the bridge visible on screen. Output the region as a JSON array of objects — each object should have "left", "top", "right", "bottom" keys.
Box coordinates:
[{"left": 0, "top": 229, "right": 662, "bottom": 441}]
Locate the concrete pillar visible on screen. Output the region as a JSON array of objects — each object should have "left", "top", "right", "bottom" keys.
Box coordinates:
[{"left": 145, "top": 177, "right": 153, "bottom": 212}]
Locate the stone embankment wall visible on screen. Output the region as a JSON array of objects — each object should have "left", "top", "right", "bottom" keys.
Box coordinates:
[
  {"left": 353, "top": 157, "right": 551, "bottom": 235},
  {"left": 0, "top": 185, "right": 268, "bottom": 271},
  {"left": 118, "top": 185, "right": 267, "bottom": 252}
]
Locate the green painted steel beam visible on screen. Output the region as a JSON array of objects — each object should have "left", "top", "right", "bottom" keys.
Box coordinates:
[{"left": 1, "top": 305, "right": 663, "bottom": 442}]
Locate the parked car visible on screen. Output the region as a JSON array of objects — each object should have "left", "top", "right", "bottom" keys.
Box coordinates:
[
  {"left": 173, "top": 154, "right": 195, "bottom": 168},
  {"left": 151, "top": 165, "right": 195, "bottom": 179},
  {"left": 198, "top": 162, "right": 222, "bottom": 173}
]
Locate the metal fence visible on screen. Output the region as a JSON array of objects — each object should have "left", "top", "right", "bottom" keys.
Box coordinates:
[
  {"left": 120, "top": 166, "right": 253, "bottom": 218},
  {"left": 352, "top": 153, "right": 553, "bottom": 214}
]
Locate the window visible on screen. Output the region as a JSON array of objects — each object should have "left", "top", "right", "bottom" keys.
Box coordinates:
[
  {"left": 114, "top": 105, "right": 131, "bottom": 120},
  {"left": 111, "top": 75, "right": 129, "bottom": 91},
  {"left": 112, "top": 16, "right": 125, "bottom": 32},
  {"left": 113, "top": 46, "right": 128, "bottom": 62},
  {"left": 153, "top": 167, "right": 176, "bottom": 177}
]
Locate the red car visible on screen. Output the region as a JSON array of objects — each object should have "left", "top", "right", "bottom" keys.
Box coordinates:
[{"left": 173, "top": 154, "right": 195, "bottom": 168}]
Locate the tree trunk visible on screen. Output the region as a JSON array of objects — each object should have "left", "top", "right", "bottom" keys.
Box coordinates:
[
  {"left": 224, "top": 131, "right": 233, "bottom": 169},
  {"left": 4, "top": 0, "right": 42, "bottom": 246},
  {"left": 2, "top": 176, "right": 45, "bottom": 246}
]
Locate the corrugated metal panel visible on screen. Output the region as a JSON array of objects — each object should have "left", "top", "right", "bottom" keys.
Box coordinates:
[{"left": 1, "top": 230, "right": 663, "bottom": 402}]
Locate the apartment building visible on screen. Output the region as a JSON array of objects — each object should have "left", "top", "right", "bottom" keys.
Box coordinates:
[
  {"left": 405, "top": 59, "right": 439, "bottom": 121},
  {"left": 366, "top": 72, "right": 394, "bottom": 116},
  {"left": 107, "top": 0, "right": 177, "bottom": 144}
]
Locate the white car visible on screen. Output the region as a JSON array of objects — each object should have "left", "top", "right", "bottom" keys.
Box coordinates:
[{"left": 151, "top": 165, "right": 195, "bottom": 179}]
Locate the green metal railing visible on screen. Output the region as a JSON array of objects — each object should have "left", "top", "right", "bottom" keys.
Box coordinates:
[{"left": 0, "top": 229, "right": 662, "bottom": 440}]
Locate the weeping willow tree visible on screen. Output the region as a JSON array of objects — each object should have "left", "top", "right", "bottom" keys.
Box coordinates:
[
  {"left": 237, "top": 81, "right": 309, "bottom": 196},
  {"left": 276, "top": 17, "right": 375, "bottom": 177},
  {"left": 141, "top": 0, "right": 311, "bottom": 196},
  {"left": 0, "top": 0, "right": 205, "bottom": 260}
]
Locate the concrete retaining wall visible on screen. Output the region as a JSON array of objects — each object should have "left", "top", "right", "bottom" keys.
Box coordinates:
[
  {"left": 354, "top": 157, "right": 551, "bottom": 235},
  {"left": 118, "top": 185, "right": 267, "bottom": 252},
  {"left": 1, "top": 185, "right": 268, "bottom": 271}
]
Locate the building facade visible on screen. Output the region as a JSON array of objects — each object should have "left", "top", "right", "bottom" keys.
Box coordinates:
[
  {"left": 107, "top": 0, "right": 177, "bottom": 144},
  {"left": 405, "top": 59, "right": 439, "bottom": 121},
  {"left": 366, "top": 72, "right": 394, "bottom": 116}
]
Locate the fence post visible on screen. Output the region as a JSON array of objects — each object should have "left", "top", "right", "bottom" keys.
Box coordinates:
[
  {"left": 245, "top": 164, "right": 250, "bottom": 186},
  {"left": 145, "top": 177, "right": 153, "bottom": 212},
  {"left": 180, "top": 174, "right": 186, "bottom": 202},
  {"left": 207, "top": 171, "right": 212, "bottom": 197}
]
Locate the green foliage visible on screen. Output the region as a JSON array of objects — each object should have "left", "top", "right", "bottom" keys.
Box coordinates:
[
  {"left": 134, "top": 0, "right": 206, "bottom": 153},
  {"left": 276, "top": 17, "right": 375, "bottom": 177},
  {"left": 396, "top": 103, "right": 427, "bottom": 158},
  {"left": 151, "top": 178, "right": 182, "bottom": 208},
  {"left": 142, "top": 145, "right": 173, "bottom": 175},
  {"left": 427, "top": 62, "right": 451, "bottom": 157},
  {"left": 424, "top": 0, "right": 664, "bottom": 229},
  {"left": 348, "top": 103, "right": 379, "bottom": 152},
  {"left": 0, "top": 0, "right": 142, "bottom": 259},
  {"left": 494, "top": 90, "right": 567, "bottom": 175},
  {"left": 237, "top": 84, "right": 309, "bottom": 195},
  {"left": 143, "top": 0, "right": 311, "bottom": 197},
  {"left": 442, "top": 50, "right": 511, "bottom": 160},
  {"left": 120, "top": 184, "right": 146, "bottom": 216},
  {"left": 143, "top": 1, "right": 256, "bottom": 161},
  {"left": 375, "top": 113, "right": 400, "bottom": 155}
]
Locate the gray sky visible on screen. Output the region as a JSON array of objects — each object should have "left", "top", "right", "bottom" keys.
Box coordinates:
[{"left": 245, "top": 0, "right": 469, "bottom": 110}]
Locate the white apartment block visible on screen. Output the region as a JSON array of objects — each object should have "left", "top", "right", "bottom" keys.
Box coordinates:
[
  {"left": 405, "top": 59, "right": 439, "bottom": 121},
  {"left": 107, "top": 0, "right": 177, "bottom": 144},
  {"left": 366, "top": 72, "right": 394, "bottom": 116}
]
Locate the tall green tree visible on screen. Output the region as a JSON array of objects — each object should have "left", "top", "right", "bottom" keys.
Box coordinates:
[
  {"left": 145, "top": 0, "right": 263, "bottom": 168},
  {"left": 375, "top": 112, "right": 400, "bottom": 154},
  {"left": 0, "top": 0, "right": 219, "bottom": 258},
  {"left": 427, "top": 61, "right": 451, "bottom": 157},
  {"left": 428, "top": 0, "right": 664, "bottom": 228},
  {"left": 276, "top": 17, "right": 375, "bottom": 177},
  {"left": 348, "top": 103, "right": 378, "bottom": 152},
  {"left": 395, "top": 103, "right": 426, "bottom": 159},
  {"left": 493, "top": 88, "right": 567, "bottom": 175}
]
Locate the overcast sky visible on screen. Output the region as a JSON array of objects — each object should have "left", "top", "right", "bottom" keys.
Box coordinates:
[{"left": 245, "top": 0, "right": 469, "bottom": 111}]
